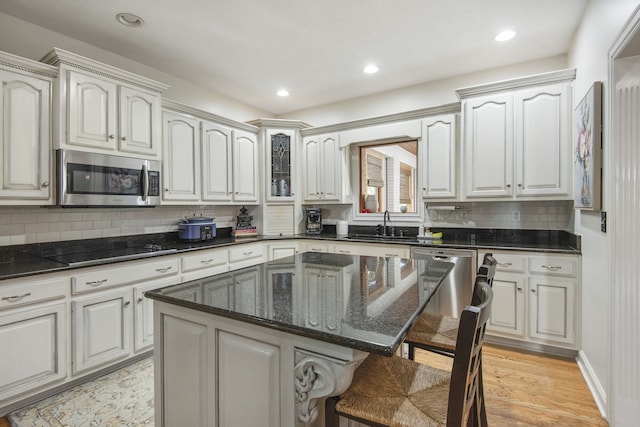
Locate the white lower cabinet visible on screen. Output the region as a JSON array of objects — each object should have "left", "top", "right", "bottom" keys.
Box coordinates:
[
  {"left": 330, "top": 241, "right": 410, "bottom": 258},
  {"left": 133, "top": 277, "right": 180, "bottom": 353},
  {"left": 72, "top": 287, "right": 132, "bottom": 374},
  {"left": 0, "top": 302, "right": 66, "bottom": 402},
  {"left": 228, "top": 243, "right": 266, "bottom": 270},
  {"left": 482, "top": 250, "right": 580, "bottom": 350},
  {"left": 268, "top": 240, "right": 300, "bottom": 260}
]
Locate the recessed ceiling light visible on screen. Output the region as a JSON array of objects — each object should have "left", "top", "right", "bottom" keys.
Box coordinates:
[
  {"left": 494, "top": 30, "right": 516, "bottom": 42},
  {"left": 276, "top": 89, "right": 290, "bottom": 97},
  {"left": 363, "top": 64, "right": 379, "bottom": 74},
  {"left": 116, "top": 13, "right": 144, "bottom": 27}
]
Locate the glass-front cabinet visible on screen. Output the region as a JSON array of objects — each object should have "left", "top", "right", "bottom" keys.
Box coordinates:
[{"left": 264, "top": 127, "right": 297, "bottom": 202}]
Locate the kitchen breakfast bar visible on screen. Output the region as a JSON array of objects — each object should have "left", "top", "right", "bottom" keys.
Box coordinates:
[{"left": 145, "top": 252, "right": 453, "bottom": 427}]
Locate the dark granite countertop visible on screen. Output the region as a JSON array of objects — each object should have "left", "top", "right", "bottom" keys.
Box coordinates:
[
  {"left": 0, "top": 227, "right": 580, "bottom": 282},
  {"left": 146, "top": 252, "right": 453, "bottom": 356}
]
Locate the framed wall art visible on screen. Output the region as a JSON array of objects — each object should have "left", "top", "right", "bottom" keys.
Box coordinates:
[{"left": 574, "top": 81, "right": 603, "bottom": 210}]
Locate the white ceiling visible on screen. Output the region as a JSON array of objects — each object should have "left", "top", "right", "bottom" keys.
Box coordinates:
[{"left": 0, "top": 0, "right": 590, "bottom": 115}]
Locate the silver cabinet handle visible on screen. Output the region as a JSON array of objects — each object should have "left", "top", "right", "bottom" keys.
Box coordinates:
[
  {"left": 243, "top": 251, "right": 253, "bottom": 256},
  {"left": 2, "top": 292, "right": 32, "bottom": 302},
  {"left": 137, "top": 297, "right": 144, "bottom": 303},
  {"left": 124, "top": 301, "right": 131, "bottom": 307},
  {"left": 506, "top": 184, "right": 511, "bottom": 188},
  {"left": 42, "top": 181, "right": 49, "bottom": 187},
  {"left": 498, "top": 262, "right": 512, "bottom": 267},
  {"left": 338, "top": 250, "right": 350, "bottom": 254},
  {"left": 531, "top": 289, "right": 537, "bottom": 294},
  {"left": 86, "top": 279, "right": 108, "bottom": 287},
  {"left": 385, "top": 253, "right": 399, "bottom": 257},
  {"left": 517, "top": 287, "right": 523, "bottom": 291},
  {"left": 200, "top": 259, "right": 214, "bottom": 264},
  {"left": 541, "top": 265, "right": 562, "bottom": 271},
  {"left": 121, "top": 136, "right": 127, "bottom": 141},
  {"left": 156, "top": 266, "right": 173, "bottom": 273},
  {"left": 109, "top": 134, "right": 115, "bottom": 139}
]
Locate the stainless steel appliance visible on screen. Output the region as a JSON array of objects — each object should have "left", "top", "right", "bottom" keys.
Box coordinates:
[
  {"left": 411, "top": 247, "right": 477, "bottom": 318},
  {"left": 57, "top": 149, "right": 161, "bottom": 207},
  {"left": 305, "top": 208, "right": 322, "bottom": 234}
]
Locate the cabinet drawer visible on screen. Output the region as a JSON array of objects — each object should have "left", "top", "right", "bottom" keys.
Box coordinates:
[
  {"left": 305, "top": 242, "right": 329, "bottom": 253},
  {"left": 491, "top": 253, "right": 526, "bottom": 273},
  {"left": 0, "top": 277, "right": 67, "bottom": 310},
  {"left": 529, "top": 256, "right": 577, "bottom": 277},
  {"left": 182, "top": 250, "right": 228, "bottom": 273},
  {"left": 72, "top": 257, "right": 179, "bottom": 294},
  {"left": 228, "top": 243, "right": 264, "bottom": 263}
]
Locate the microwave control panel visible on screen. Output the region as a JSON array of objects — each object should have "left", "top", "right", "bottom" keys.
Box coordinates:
[{"left": 148, "top": 171, "right": 160, "bottom": 196}]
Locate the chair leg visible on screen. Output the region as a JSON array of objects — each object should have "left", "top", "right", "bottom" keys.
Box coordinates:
[
  {"left": 325, "top": 397, "right": 341, "bottom": 427},
  {"left": 478, "top": 359, "right": 488, "bottom": 427},
  {"left": 408, "top": 343, "right": 415, "bottom": 360}
]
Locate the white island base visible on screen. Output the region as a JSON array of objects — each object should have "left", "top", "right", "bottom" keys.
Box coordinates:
[{"left": 153, "top": 301, "right": 368, "bottom": 427}]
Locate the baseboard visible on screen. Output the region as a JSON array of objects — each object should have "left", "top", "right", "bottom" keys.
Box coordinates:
[
  {"left": 485, "top": 335, "right": 578, "bottom": 358},
  {"left": 576, "top": 350, "right": 608, "bottom": 421}
]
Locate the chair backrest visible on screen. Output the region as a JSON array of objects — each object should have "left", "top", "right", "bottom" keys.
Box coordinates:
[
  {"left": 446, "top": 276, "right": 493, "bottom": 426},
  {"left": 477, "top": 253, "right": 497, "bottom": 287}
]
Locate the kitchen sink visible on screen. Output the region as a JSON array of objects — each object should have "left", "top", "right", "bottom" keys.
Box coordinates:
[{"left": 346, "top": 234, "right": 417, "bottom": 243}]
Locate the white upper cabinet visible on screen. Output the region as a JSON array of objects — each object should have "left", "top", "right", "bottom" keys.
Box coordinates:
[
  {"left": 302, "top": 133, "right": 345, "bottom": 203},
  {"left": 43, "top": 48, "right": 167, "bottom": 159},
  {"left": 265, "top": 128, "right": 296, "bottom": 202},
  {"left": 202, "top": 120, "right": 233, "bottom": 202},
  {"left": 420, "top": 113, "right": 458, "bottom": 199},
  {"left": 458, "top": 70, "right": 574, "bottom": 201},
  {"left": 232, "top": 129, "right": 259, "bottom": 203},
  {"left": 162, "top": 111, "right": 201, "bottom": 202},
  {"left": 0, "top": 54, "right": 56, "bottom": 204},
  {"left": 514, "top": 84, "right": 571, "bottom": 197},
  {"left": 162, "top": 104, "right": 259, "bottom": 205}
]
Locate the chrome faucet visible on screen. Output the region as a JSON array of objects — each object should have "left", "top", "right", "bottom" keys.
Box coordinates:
[{"left": 383, "top": 210, "right": 391, "bottom": 236}]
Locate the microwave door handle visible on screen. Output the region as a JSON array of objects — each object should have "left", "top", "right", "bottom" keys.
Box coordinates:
[{"left": 141, "top": 164, "right": 149, "bottom": 202}]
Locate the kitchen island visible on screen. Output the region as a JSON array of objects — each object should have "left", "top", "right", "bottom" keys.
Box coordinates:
[{"left": 146, "top": 252, "right": 453, "bottom": 427}]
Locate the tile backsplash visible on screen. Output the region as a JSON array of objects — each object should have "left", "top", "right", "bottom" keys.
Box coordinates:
[
  {"left": 0, "top": 205, "right": 256, "bottom": 246},
  {"left": 425, "top": 200, "right": 574, "bottom": 230}
]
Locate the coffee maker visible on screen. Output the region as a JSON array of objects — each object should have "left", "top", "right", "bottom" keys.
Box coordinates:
[{"left": 305, "top": 208, "right": 322, "bottom": 234}]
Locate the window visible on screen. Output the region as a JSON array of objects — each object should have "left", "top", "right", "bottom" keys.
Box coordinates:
[{"left": 359, "top": 140, "right": 417, "bottom": 214}]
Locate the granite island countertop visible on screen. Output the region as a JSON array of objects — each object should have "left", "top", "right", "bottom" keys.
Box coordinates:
[{"left": 145, "top": 252, "right": 453, "bottom": 356}]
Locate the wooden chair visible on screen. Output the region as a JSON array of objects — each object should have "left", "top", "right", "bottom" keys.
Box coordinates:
[
  {"left": 405, "top": 253, "right": 497, "bottom": 359},
  {"left": 404, "top": 253, "right": 497, "bottom": 427},
  {"left": 325, "top": 276, "right": 493, "bottom": 427}
]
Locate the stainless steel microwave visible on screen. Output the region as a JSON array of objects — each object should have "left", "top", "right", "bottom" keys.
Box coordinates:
[{"left": 57, "top": 149, "right": 161, "bottom": 207}]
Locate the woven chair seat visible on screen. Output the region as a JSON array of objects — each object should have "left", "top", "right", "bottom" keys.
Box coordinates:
[
  {"left": 404, "top": 311, "right": 459, "bottom": 353},
  {"left": 335, "top": 354, "right": 451, "bottom": 427}
]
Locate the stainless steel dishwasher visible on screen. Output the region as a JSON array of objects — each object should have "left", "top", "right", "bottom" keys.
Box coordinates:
[{"left": 411, "top": 247, "right": 477, "bottom": 318}]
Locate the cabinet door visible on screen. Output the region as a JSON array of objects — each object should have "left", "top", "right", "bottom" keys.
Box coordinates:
[
  {"left": 528, "top": 277, "right": 575, "bottom": 346},
  {"left": 302, "top": 136, "right": 321, "bottom": 201},
  {"left": 202, "top": 121, "right": 232, "bottom": 202},
  {"left": 464, "top": 93, "right": 514, "bottom": 198},
  {"left": 320, "top": 134, "right": 341, "bottom": 201},
  {"left": 232, "top": 130, "right": 259, "bottom": 203},
  {"left": 118, "top": 85, "right": 160, "bottom": 156},
  {"left": 72, "top": 288, "right": 131, "bottom": 374},
  {"left": 266, "top": 128, "right": 295, "bottom": 202},
  {"left": 67, "top": 71, "right": 117, "bottom": 149},
  {"left": 133, "top": 277, "right": 179, "bottom": 353},
  {"left": 421, "top": 114, "right": 457, "bottom": 199},
  {"left": 0, "top": 302, "right": 66, "bottom": 401},
  {"left": 268, "top": 242, "right": 299, "bottom": 261},
  {"left": 487, "top": 272, "right": 526, "bottom": 339},
  {"left": 514, "top": 84, "right": 570, "bottom": 197},
  {"left": 218, "top": 331, "right": 280, "bottom": 427},
  {"left": 0, "top": 69, "right": 51, "bottom": 200},
  {"left": 162, "top": 111, "right": 201, "bottom": 202}
]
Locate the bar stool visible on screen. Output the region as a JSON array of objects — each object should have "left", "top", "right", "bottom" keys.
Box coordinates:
[
  {"left": 325, "top": 277, "right": 493, "bottom": 427},
  {"left": 404, "top": 253, "right": 497, "bottom": 427}
]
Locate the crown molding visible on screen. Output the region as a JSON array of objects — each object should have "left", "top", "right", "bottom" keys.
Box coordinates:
[
  {"left": 0, "top": 50, "right": 58, "bottom": 78},
  {"left": 454, "top": 68, "right": 577, "bottom": 100},
  {"left": 299, "top": 102, "right": 461, "bottom": 137},
  {"left": 162, "top": 98, "right": 259, "bottom": 133},
  {"left": 247, "top": 118, "right": 311, "bottom": 129}
]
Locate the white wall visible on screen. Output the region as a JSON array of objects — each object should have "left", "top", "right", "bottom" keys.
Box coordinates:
[
  {"left": 568, "top": 0, "right": 640, "bottom": 419},
  {"left": 0, "top": 12, "right": 270, "bottom": 123},
  {"left": 281, "top": 55, "right": 567, "bottom": 126}
]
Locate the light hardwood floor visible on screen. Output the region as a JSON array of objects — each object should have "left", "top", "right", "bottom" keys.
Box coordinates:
[
  {"left": 415, "top": 344, "right": 608, "bottom": 426},
  {"left": 1, "top": 344, "right": 607, "bottom": 426}
]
